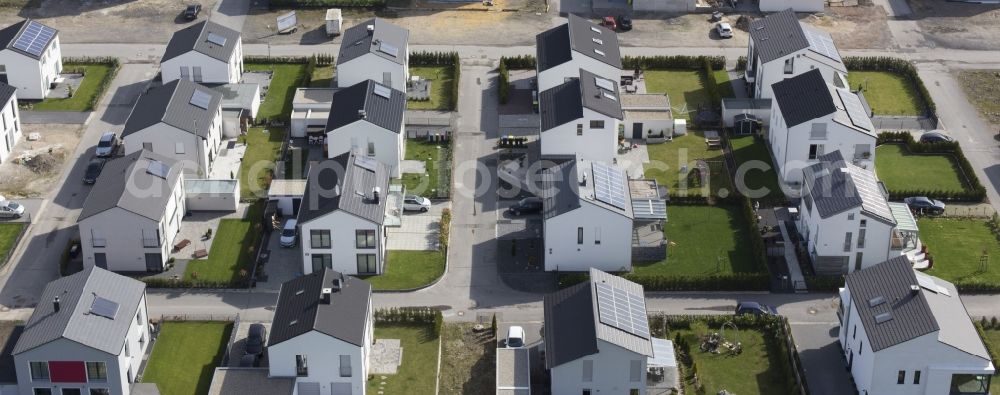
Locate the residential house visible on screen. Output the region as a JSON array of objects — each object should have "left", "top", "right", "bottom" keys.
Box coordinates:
[
  {"left": 160, "top": 21, "right": 243, "bottom": 84},
  {"left": 543, "top": 268, "right": 655, "bottom": 395},
  {"left": 291, "top": 88, "right": 334, "bottom": 139},
  {"left": 838, "top": 257, "right": 995, "bottom": 395},
  {"left": 267, "top": 269, "right": 373, "bottom": 395},
  {"left": 536, "top": 14, "right": 621, "bottom": 92},
  {"left": 0, "top": 19, "right": 61, "bottom": 100},
  {"left": 12, "top": 267, "right": 151, "bottom": 395},
  {"left": 298, "top": 152, "right": 390, "bottom": 276},
  {"left": 78, "top": 150, "right": 185, "bottom": 273},
  {"left": 540, "top": 157, "right": 633, "bottom": 272},
  {"left": 539, "top": 69, "right": 622, "bottom": 165},
  {"left": 336, "top": 18, "right": 409, "bottom": 92},
  {"left": 325, "top": 80, "right": 405, "bottom": 178},
  {"left": 744, "top": 9, "right": 848, "bottom": 100},
  {"left": 121, "top": 79, "right": 224, "bottom": 177},
  {"left": 768, "top": 68, "right": 876, "bottom": 186},
  {"left": 0, "top": 83, "right": 20, "bottom": 164},
  {"left": 798, "top": 151, "right": 923, "bottom": 275}
]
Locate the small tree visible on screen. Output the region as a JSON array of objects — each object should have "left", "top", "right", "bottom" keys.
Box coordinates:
[{"left": 491, "top": 313, "right": 498, "bottom": 337}]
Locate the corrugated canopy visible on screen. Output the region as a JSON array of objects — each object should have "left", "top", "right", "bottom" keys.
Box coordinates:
[
  {"left": 632, "top": 198, "right": 667, "bottom": 220},
  {"left": 889, "top": 202, "right": 918, "bottom": 233},
  {"left": 648, "top": 337, "right": 676, "bottom": 367}
]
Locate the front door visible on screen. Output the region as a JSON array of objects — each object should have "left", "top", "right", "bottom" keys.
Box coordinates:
[
  {"left": 847, "top": 350, "right": 854, "bottom": 370},
  {"left": 61, "top": 389, "right": 81, "bottom": 395},
  {"left": 297, "top": 382, "right": 320, "bottom": 395},
  {"left": 193, "top": 66, "right": 203, "bottom": 83},
  {"left": 145, "top": 253, "right": 162, "bottom": 272},
  {"left": 632, "top": 122, "right": 643, "bottom": 139},
  {"left": 94, "top": 253, "right": 107, "bottom": 269},
  {"left": 854, "top": 252, "right": 863, "bottom": 272},
  {"left": 292, "top": 198, "right": 301, "bottom": 216}
]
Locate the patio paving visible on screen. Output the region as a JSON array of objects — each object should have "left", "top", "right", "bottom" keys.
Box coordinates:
[
  {"left": 46, "top": 73, "right": 84, "bottom": 99},
  {"left": 208, "top": 138, "right": 247, "bottom": 180},
  {"left": 615, "top": 141, "right": 650, "bottom": 179},
  {"left": 399, "top": 160, "right": 426, "bottom": 175},
  {"left": 254, "top": 226, "right": 302, "bottom": 292},
  {"left": 369, "top": 339, "right": 403, "bottom": 375},
  {"left": 385, "top": 201, "right": 449, "bottom": 251},
  {"left": 228, "top": 321, "right": 272, "bottom": 368},
  {"left": 168, "top": 207, "right": 248, "bottom": 261}
]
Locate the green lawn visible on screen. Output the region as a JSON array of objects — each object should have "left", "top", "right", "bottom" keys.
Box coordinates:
[
  {"left": 671, "top": 326, "right": 791, "bottom": 395},
  {"left": 238, "top": 127, "right": 286, "bottom": 198},
  {"left": 184, "top": 204, "right": 262, "bottom": 285},
  {"left": 142, "top": 321, "right": 232, "bottom": 395},
  {"left": 31, "top": 63, "right": 114, "bottom": 111},
  {"left": 644, "top": 69, "right": 717, "bottom": 121},
  {"left": 918, "top": 218, "right": 1000, "bottom": 286},
  {"left": 408, "top": 66, "right": 455, "bottom": 111},
  {"left": 246, "top": 63, "right": 308, "bottom": 119},
  {"left": 400, "top": 139, "right": 451, "bottom": 197},
  {"left": 367, "top": 324, "right": 441, "bottom": 394},
  {"left": 980, "top": 329, "right": 1000, "bottom": 395},
  {"left": 644, "top": 131, "right": 732, "bottom": 198},
  {"left": 875, "top": 144, "right": 968, "bottom": 193},
  {"left": 361, "top": 250, "right": 446, "bottom": 291},
  {"left": 847, "top": 71, "right": 924, "bottom": 116},
  {"left": 713, "top": 69, "right": 735, "bottom": 99},
  {"left": 634, "top": 205, "right": 758, "bottom": 275},
  {"left": 0, "top": 223, "right": 25, "bottom": 265},
  {"left": 309, "top": 64, "right": 334, "bottom": 88},
  {"left": 729, "top": 135, "right": 783, "bottom": 202}
]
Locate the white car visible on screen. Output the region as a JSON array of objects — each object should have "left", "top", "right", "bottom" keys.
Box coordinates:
[
  {"left": 506, "top": 325, "right": 525, "bottom": 348},
  {"left": 279, "top": 219, "right": 298, "bottom": 248},
  {"left": 716, "top": 22, "right": 733, "bottom": 39},
  {"left": 0, "top": 197, "right": 24, "bottom": 219},
  {"left": 403, "top": 195, "right": 431, "bottom": 212}
]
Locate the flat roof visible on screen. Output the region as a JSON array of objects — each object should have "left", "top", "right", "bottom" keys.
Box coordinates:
[
  {"left": 293, "top": 88, "right": 336, "bottom": 106},
  {"left": 268, "top": 179, "right": 306, "bottom": 197},
  {"left": 623, "top": 110, "right": 671, "bottom": 121},
  {"left": 621, "top": 94, "right": 670, "bottom": 109},
  {"left": 185, "top": 179, "right": 238, "bottom": 194},
  {"left": 208, "top": 368, "right": 294, "bottom": 395},
  {"left": 291, "top": 108, "right": 331, "bottom": 120}
]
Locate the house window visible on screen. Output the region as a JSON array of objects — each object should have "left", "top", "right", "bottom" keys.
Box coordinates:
[
  {"left": 311, "top": 254, "right": 332, "bottom": 273},
  {"left": 357, "top": 254, "right": 377, "bottom": 274},
  {"left": 175, "top": 142, "right": 185, "bottom": 154},
  {"left": 859, "top": 340, "right": 863, "bottom": 355},
  {"left": 295, "top": 355, "right": 308, "bottom": 376},
  {"left": 589, "top": 120, "right": 604, "bottom": 129},
  {"left": 125, "top": 342, "right": 130, "bottom": 357},
  {"left": 914, "top": 370, "right": 921, "bottom": 384},
  {"left": 848, "top": 214, "right": 855, "bottom": 221},
  {"left": 139, "top": 333, "right": 145, "bottom": 347},
  {"left": 809, "top": 123, "right": 827, "bottom": 140},
  {"left": 844, "top": 232, "right": 853, "bottom": 252},
  {"left": 784, "top": 57, "right": 794, "bottom": 74},
  {"left": 339, "top": 355, "right": 352, "bottom": 377},
  {"left": 577, "top": 227, "right": 583, "bottom": 245},
  {"left": 356, "top": 230, "right": 376, "bottom": 249},
  {"left": 367, "top": 141, "right": 376, "bottom": 157},
  {"left": 29, "top": 361, "right": 49, "bottom": 380},
  {"left": 852, "top": 325, "right": 856, "bottom": 339},
  {"left": 137, "top": 310, "right": 143, "bottom": 326},
  {"left": 582, "top": 391, "right": 591, "bottom": 395},
  {"left": 179, "top": 67, "right": 190, "bottom": 81},
  {"left": 629, "top": 360, "right": 641, "bottom": 382},
  {"left": 86, "top": 362, "right": 107, "bottom": 382},
  {"left": 808, "top": 144, "right": 824, "bottom": 160},
  {"left": 90, "top": 390, "right": 110, "bottom": 395},
  {"left": 582, "top": 360, "right": 593, "bottom": 382},
  {"left": 91, "top": 229, "right": 106, "bottom": 248},
  {"left": 629, "top": 390, "right": 640, "bottom": 395},
  {"left": 577, "top": 124, "right": 583, "bottom": 136},
  {"left": 33, "top": 390, "right": 52, "bottom": 395},
  {"left": 310, "top": 230, "right": 331, "bottom": 248},
  {"left": 898, "top": 370, "right": 906, "bottom": 385},
  {"left": 594, "top": 228, "right": 601, "bottom": 245},
  {"left": 950, "top": 374, "right": 991, "bottom": 394},
  {"left": 142, "top": 142, "right": 152, "bottom": 151},
  {"left": 858, "top": 229, "right": 866, "bottom": 248}
]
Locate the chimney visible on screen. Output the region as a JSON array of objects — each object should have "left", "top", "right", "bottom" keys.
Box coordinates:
[
  {"left": 581, "top": 172, "right": 588, "bottom": 186},
  {"left": 367, "top": 24, "right": 374, "bottom": 34},
  {"left": 910, "top": 284, "right": 920, "bottom": 294},
  {"left": 372, "top": 187, "right": 381, "bottom": 203},
  {"left": 321, "top": 287, "right": 333, "bottom": 304},
  {"left": 358, "top": 110, "right": 367, "bottom": 119},
  {"left": 53, "top": 296, "right": 60, "bottom": 313}
]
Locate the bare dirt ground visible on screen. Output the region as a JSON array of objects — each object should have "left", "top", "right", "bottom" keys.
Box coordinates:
[
  {"left": 622, "top": 13, "right": 748, "bottom": 48},
  {"left": 0, "top": 123, "right": 83, "bottom": 198},
  {"left": 0, "top": 0, "right": 216, "bottom": 44},
  {"left": 806, "top": 6, "right": 892, "bottom": 49},
  {"left": 908, "top": 0, "right": 1000, "bottom": 50},
  {"left": 957, "top": 70, "right": 1000, "bottom": 126}
]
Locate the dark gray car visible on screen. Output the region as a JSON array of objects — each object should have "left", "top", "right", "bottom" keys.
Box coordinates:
[
  {"left": 904, "top": 196, "right": 946, "bottom": 215},
  {"left": 83, "top": 158, "right": 106, "bottom": 184},
  {"left": 508, "top": 197, "right": 543, "bottom": 216},
  {"left": 244, "top": 323, "right": 267, "bottom": 356}
]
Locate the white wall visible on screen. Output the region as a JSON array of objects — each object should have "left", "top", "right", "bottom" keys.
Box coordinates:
[
  {"left": 186, "top": 189, "right": 239, "bottom": 211},
  {"left": 270, "top": 195, "right": 302, "bottom": 217},
  {"left": 760, "top": 0, "right": 824, "bottom": 12},
  {"left": 540, "top": 108, "right": 619, "bottom": 165},
  {"left": 326, "top": 120, "right": 404, "bottom": 178},
  {"left": 337, "top": 55, "right": 408, "bottom": 92},
  {"left": 537, "top": 54, "right": 620, "bottom": 92},
  {"left": 0, "top": 44, "right": 54, "bottom": 100},
  {"left": 551, "top": 339, "right": 648, "bottom": 395},
  {"left": 123, "top": 113, "right": 223, "bottom": 177},
  {"left": 0, "top": 91, "right": 21, "bottom": 164},
  {"left": 544, "top": 201, "right": 632, "bottom": 272},
  {"left": 300, "top": 211, "right": 385, "bottom": 275},
  {"left": 797, "top": 201, "right": 894, "bottom": 273},
  {"left": 622, "top": 117, "right": 671, "bottom": 139},
  {"left": 752, "top": 51, "right": 847, "bottom": 100},
  {"left": 161, "top": 52, "right": 232, "bottom": 84},
  {"left": 632, "top": 0, "right": 696, "bottom": 12},
  {"left": 268, "top": 331, "right": 367, "bottom": 395},
  {"left": 767, "top": 111, "right": 876, "bottom": 185}
]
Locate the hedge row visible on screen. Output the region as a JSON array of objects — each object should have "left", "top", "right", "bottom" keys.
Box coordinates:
[
  {"left": 63, "top": 56, "right": 120, "bottom": 112},
  {"left": 375, "top": 307, "right": 444, "bottom": 336},
  {"left": 622, "top": 55, "right": 725, "bottom": 71},
  {"left": 736, "top": 56, "right": 747, "bottom": 72},
  {"left": 500, "top": 55, "right": 536, "bottom": 70},
  {"left": 410, "top": 51, "right": 460, "bottom": 110},
  {"left": 268, "top": 0, "right": 385, "bottom": 8},
  {"left": 702, "top": 57, "right": 723, "bottom": 108},
  {"left": 877, "top": 131, "right": 986, "bottom": 202},
  {"left": 142, "top": 277, "right": 250, "bottom": 289},
  {"left": 498, "top": 60, "right": 510, "bottom": 104},
  {"left": 803, "top": 275, "right": 845, "bottom": 292},
  {"left": 975, "top": 319, "right": 999, "bottom": 371},
  {"left": 843, "top": 56, "right": 936, "bottom": 119}
]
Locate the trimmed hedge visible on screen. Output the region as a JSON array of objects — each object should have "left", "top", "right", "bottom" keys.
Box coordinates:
[
  {"left": 268, "top": 0, "right": 385, "bottom": 7},
  {"left": 844, "top": 56, "right": 936, "bottom": 119},
  {"left": 410, "top": 51, "right": 460, "bottom": 110},
  {"left": 623, "top": 55, "right": 725, "bottom": 71},
  {"left": 559, "top": 272, "right": 770, "bottom": 292},
  {"left": 736, "top": 56, "right": 747, "bottom": 72},
  {"left": 500, "top": 55, "right": 536, "bottom": 70},
  {"left": 498, "top": 60, "right": 509, "bottom": 104},
  {"left": 143, "top": 277, "right": 250, "bottom": 289},
  {"left": 803, "top": 275, "right": 845, "bottom": 292},
  {"left": 63, "top": 56, "right": 120, "bottom": 112},
  {"left": 375, "top": 307, "right": 444, "bottom": 336},
  {"left": 877, "top": 131, "right": 986, "bottom": 202}
]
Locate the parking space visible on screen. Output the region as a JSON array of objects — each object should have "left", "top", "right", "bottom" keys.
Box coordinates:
[
  {"left": 256, "top": 225, "right": 302, "bottom": 292},
  {"left": 386, "top": 200, "right": 450, "bottom": 251},
  {"left": 227, "top": 320, "right": 272, "bottom": 368},
  {"left": 0, "top": 199, "right": 42, "bottom": 223},
  {"left": 496, "top": 318, "right": 548, "bottom": 394}
]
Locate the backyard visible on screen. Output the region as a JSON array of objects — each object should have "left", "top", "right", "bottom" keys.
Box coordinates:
[
  {"left": 309, "top": 64, "right": 334, "bottom": 88},
  {"left": 362, "top": 250, "right": 446, "bottom": 291},
  {"left": 643, "top": 68, "right": 732, "bottom": 122},
  {"left": 633, "top": 204, "right": 758, "bottom": 276},
  {"left": 238, "top": 127, "right": 286, "bottom": 198},
  {"left": 183, "top": 204, "right": 263, "bottom": 285},
  {"left": 729, "top": 135, "right": 783, "bottom": 202},
  {"left": 245, "top": 63, "right": 308, "bottom": 120},
  {"left": 367, "top": 324, "right": 441, "bottom": 394},
  {"left": 875, "top": 144, "right": 969, "bottom": 193},
  {"left": 846, "top": 71, "right": 924, "bottom": 116},
  {"left": 439, "top": 323, "right": 495, "bottom": 395},
  {"left": 958, "top": 70, "right": 1000, "bottom": 125},
  {"left": 31, "top": 62, "right": 115, "bottom": 111},
  {"left": 400, "top": 139, "right": 451, "bottom": 198},
  {"left": 644, "top": 131, "right": 732, "bottom": 198},
  {"left": 408, "top": 66, "right": 455, "bottom": 111},
  {"left": 0, "top": 222, "right": 25, "bottom": 266},
  {"left": 142, "top": 321, "right": 233, "bottom": 395},
  {"left": 918, "top": 217, "right": 1000, "bottom": 287}
]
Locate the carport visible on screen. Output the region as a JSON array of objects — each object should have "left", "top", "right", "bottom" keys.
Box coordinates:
[
  {"left": 291, "top": 88, "right": 335, "bottom": 138},
  {"left": 267, "top": 179, "right": 306, "bottom": 217}
]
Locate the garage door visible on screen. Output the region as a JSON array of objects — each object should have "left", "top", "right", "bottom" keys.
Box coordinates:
[
  {"left": 331, "top": 382, "right": 352, "bottom": 395},
  {"left": 297, "top": 382, "right": 320, "bottom": 395}
]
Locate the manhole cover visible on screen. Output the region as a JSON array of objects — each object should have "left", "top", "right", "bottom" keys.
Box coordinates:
[
  {"left": 457, "top": 311, "right": 465, "bottom": 316},
  {"left": 808, "top": 307, "right": 818, "bottom": 315}
]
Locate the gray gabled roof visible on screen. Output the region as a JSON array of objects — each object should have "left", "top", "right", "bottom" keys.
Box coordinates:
[
  {"left": 539, "top": 69, "right": 622, "bottom": 132},
  {"left": 337, "top": 18, "right": 409, "bottom": 66},
  {"left": 772, "top": 69, "right": 836, "bottom": 127},
  {"left": 0, "top": 82, "right": 16, "bottom": 108},
  {"left": 846, "top": 257, "right": 939, "bottom": 353},
  {"left": 803, "top": 151, "right": 894, "bottom": 225},
  {"left": 0, "top": 19, "right": 57, "bottom": 60},
  {"left": 78, "top": 150, "right": 183, "bottom": 222},
  {"left": 13, "top": 267, "right": 146, "bottom": 355},
  {"left": 268, "top": 269, "right": 372, "bottom": 348},
  {"left": 325, "top": 79, "right": 405, "bottom": 134},
  {"left": 297, "top": 151, "right": 390, "bottom": 225},
  {"left": 122, "top": 79, "right": 222, "bottom": 139},
  {"left": 749, "top": 9, "right": 810, "bottom": 63},
  {"left": 540, "top": 157, "right": 633, "bottom": 220},
  {"left": 162, "top": 21, "right": 241, "bottom": 63},
  {"left": 537, "top": 14, "right": 622, "bottom": 72}
]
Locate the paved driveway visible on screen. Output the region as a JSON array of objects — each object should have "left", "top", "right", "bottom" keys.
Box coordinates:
[{"left": 386, "top": 200, "right": 450, "bottom": 251}]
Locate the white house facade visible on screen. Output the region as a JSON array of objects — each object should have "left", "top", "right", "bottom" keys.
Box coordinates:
[
  {"left": 0, "top": 19, "right": 61, "bottom": 100},
  {"left": 336, "top": 18, "right": 409, "bottom": 92},
  {"left": 325, "top": 80, "right": 405, "bottom": 178},
  {"left": 0, "top": 83, "right": 21, "bottom": 164},
  {"left": 539, "top": 69, "right": 622, "bottom": 165},
  {"left": 12, "top": 267, "right": 150, "bottom": 395},
  {"left": 268, "top": 269, "right": 373, "bottom": 395},
  {"left": 536, "top": 14, "right": 622, "bottom": 91},
  {"left": 160, "top": 21, "right": 243, "bottom": 84},
  {"left": 121, "top": 79, "right": 224, "bottom": 177},
  {"left": 291, "top": 88, "right": 334, "bottom": 139},
  {"left": 838, "top": 257, "right": 995, "bottom": 395},
  {"left": 298, "top": 152, "right": 389, "bottom": 276},
  {"left": 78, "top": 150, "right": 185, "bottom": 273}
]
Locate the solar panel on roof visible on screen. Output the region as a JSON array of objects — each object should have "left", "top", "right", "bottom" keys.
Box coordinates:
[
  {"left": 378, "top": 42, "right": 399, "bottom": 58},
  {"left": 837, "top": 90, "right": 874, "bottom": 131},
  {"left": 354, "top": 155, "right": 378, "bottom": 172},
  {"left": 595, "top": 77, "right": 615, "bottom": 92},
  {"left": 147, "top": 160, "right": 170, "bottom": 179},
  {"left": 190, "top": 89, "right": 213, "bottom": 110},
  {"left": 592, "top": 162, "right": 628, "bottom": 210},
  {"left": 90, "top": 296, "right": 119, "bottom": 320},
  {"left": 595, "top": 282, "right": 650, "bottom": 339},
  {"left": 12, "top": 21, "right": 55, "bottom": 57},
  {"left": 372, "top": 84, "right": 392, "bottom": 99},
  {"left": 602, "top": 92, "right": 617, "bottom": 101},
  {"left": 590, "top": 26, "right": 601, "bottom": 34},
  {"left": 592, "top": 37, "right": 603, "bottom": 45},
  {"left": 804, "top": 27, "right": 842, "bottom": 64},
  {"left": 206, "top": 32, "right": 227, "bottom": 46}
]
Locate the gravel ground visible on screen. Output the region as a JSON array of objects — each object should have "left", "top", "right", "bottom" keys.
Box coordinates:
[
  {"left": 0, "top": 123, "right": 84, "bottom": 198},
  {"left": 909, "top": 0, "right": 1000, "bottom": 51}
]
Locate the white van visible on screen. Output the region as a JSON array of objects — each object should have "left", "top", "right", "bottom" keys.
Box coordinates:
[{"left": 279, "top": 219, "right": 298, "bottom": 248}]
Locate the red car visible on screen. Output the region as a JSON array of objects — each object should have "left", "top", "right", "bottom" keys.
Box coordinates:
[{"left": 601, "top": 16, "right": 617, "bottom": 31}]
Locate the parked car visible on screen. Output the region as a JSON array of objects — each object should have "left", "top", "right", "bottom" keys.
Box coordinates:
[
  {"left": 904, "top": 196, "right": 946, "bottom": 215},
  {"left": 95, "top": 131, "right": 118, "bottom": 158},
  {"left": 601, "top": 16, "right": 617, "bottom": 31},
  {"left": 617, "top": 15, "right": 633, "bottom": 31},
  {"left": 506, "top": 325, "right": 525, "bottom": 348},
  {"left": 0, "top": 197, "right": 24, "bottom": 219},
  {"left": 183, "top": 4, "right": 202, "bottom": 20},
  {"left": 82, "top": 158, "right": 106, "bottom": 184},
  {"left": 244, "top": 323, "right": 267, "bottom": 356},
  {"left": 237, "top": 353, "right": 258, "bottom": 368},
  {"left": 735, "top": 301, "right": 777, "bottom": 316},
  {"left": 507, "top": 197, "right": 543, "bottom": 216},
  {"left": 279, "top": 219, "right": 298, "bottom": 248},
  {"left": 716, "top": 22, "right": 734, "bottom": 39},
  {"left": 403, "top": 195, "right": 432, "bottom": 212},
  {"left": 919, "top": 130, "right": 954, "bottom": 143}
]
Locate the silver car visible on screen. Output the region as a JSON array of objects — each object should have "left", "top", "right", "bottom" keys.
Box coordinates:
[
  {"left": 95, "top": 132, "right": 118, "bottom": 157},
  {"left": 716, "top": 22, "right": 734, "bottom": 39},
  {"left": 0, "top": 197, "right": 24, "bottom": 219},
  {"left": 403, "top": 195, "right": 431, "bottom": 212}
]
